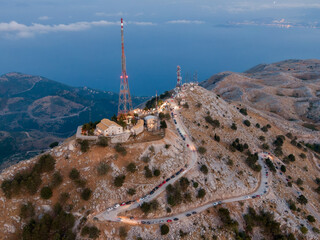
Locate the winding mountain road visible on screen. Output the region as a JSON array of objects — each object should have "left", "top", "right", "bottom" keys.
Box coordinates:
[{"left": 93, "top": 98, "right": 270, "bottom": 225}]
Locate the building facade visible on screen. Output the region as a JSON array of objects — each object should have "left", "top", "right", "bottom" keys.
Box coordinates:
[{"left": 95, "top": 119, "right": 123, "bottom": 136}]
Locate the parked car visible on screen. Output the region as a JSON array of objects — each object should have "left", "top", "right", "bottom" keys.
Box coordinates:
[
  {"left": 166, "top": 178, "right": 170, "bottom": 182},
  {"left": 120, "top": 202, "right": 126, "bottom": 206},
  {"left": 173, "top": 218, "right": 179, "bottom": 221},
  {"left": 186, "top": 213, "right": 191, "bottom": 217},
  {"left": 114, "top": 204, "right": 120, "bottom": 208},
  {"left": 167, "top": 219, "right": 172, "bottom": 223},
  {"left": 192, "top": 211, "right": 197, "bottom": 214},
  {"left": 126, "top": 201, "right": 132, "bottom": 205}
]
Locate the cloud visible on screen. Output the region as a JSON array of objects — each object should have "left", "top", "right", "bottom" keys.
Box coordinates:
[
  {"left": 95, "top": 12, "right": 124, "bottom": 17},
  {"left": 38, "top": 16, "right": 50, "bottom": 21},
  {"left": 0, "top": 20, "right": 155, "bottom": 38},
  {"left": 166, "top": 20, "right": 204, "bottom": 24}
]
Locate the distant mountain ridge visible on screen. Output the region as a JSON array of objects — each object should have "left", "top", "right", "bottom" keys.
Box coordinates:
[
  {"left": 200, "top": 59, "right": 320, "bottom": 129},
  {"left": 0, "top": 72, "right": 148, "bottom": 169}
]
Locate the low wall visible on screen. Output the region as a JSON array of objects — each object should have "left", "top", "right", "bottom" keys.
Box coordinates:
[{"left": 76, "top": 126, "right": 98, "bottom": 140}]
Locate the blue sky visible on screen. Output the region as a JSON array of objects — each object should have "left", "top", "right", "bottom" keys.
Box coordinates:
[{"left": 0, "top": 0, "right": 320, "bottom": 95}]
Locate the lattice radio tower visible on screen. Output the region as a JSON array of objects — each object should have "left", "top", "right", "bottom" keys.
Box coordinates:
[{"left": 118, "top": 18, "right": 133, "bottom": 115}]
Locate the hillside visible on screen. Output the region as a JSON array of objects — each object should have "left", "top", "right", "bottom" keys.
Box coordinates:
[
  {"left": 0, "top": 72, "right": 148, "bottom": 169},
  {"left": 0, "top": 84, "right": 319, "bottom": 240},
  {"left": 200, "top": 59, "right": 320, "bottom": 133}
]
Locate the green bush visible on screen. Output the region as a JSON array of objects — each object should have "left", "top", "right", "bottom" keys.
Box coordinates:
[
  {"left": 114, "top": 175, "right": 125, "bottom": 187},
  {"left": 239, "top": 108, "right": 247, "bottom": 115},
  {"left": 126, "top": 162, "right": 136, "bottom": 173},
  {"left": 20, "top": 202, "right": 35, "bottom": 219},
  {"left": 198, "top": 146, "right": 207, "bottom": 154},
  {"left": 141, "top": 156, "right": 150, "bottom": 163},
  {"left": 36, "top": 154, "right": 56, "bottom": 173},
  {"left": 81, "top": 225, "right": 100, "bottom": 239},
  {"left": 69, "top": 168, "right": 80, "bottom": 180},
  {"left": 97, "top": 162, "right": 110, "bottom": 176},
  {"left": 231, "top": 123, "right": 237, "bottom": 130},
  {"left": 296, "top": 178, "right": 303, "bottom": 186},
  {"left": 160, "top": 224, "right": 170, "bottom": 235},
  {"left": 280, "top": 165, "right": 286, "bottom": 173},
  {"left": 255, "top": 123, "right": 260, "bottom": 128},
  {"left": 297, "top": 195, "right": 308, "bottom": 205},
  {"left": 259, "top": 136, "right": 265, "bottom": 141},
  {"left": 115, "top": 143, "right": 127, "bottom": 156},
  {"left": 127, "top": 188, "right": 136, "bottom": 196},
  {"left": 40, "top": 186, "right": 53, "bottom": 199},
  {"left": 205, "top": 116, "right": 220, "bottom": 128},
  {"left": 197, "top": 188, "right": 206, "bottom": 198},
  {"left": 243, "top": 120, "right": 251, "bottom": 127},
  {"left": 300, "top": 226, "right": 308, "bottom": 234},
  {"left": 81, "top": 188, "right": 92, "bottom": 201},
  {"left": 97, "top": 136, "right": 108, "bottom": 147},
  {"left": 265, "top": 158, "right": 276, "bottom": 172},
  {"left": 200, "top": 164, "right": 208, "bottom": 174},
  {"left": 78, "top": 140, "right": 89, "bottom": 152},
  {"left": 214, "top": 134, "right": 220, "bottom": 142},
  {"left": 153, "top": 169, "right": 160, "bottom": 177},
  {"left": 262, "top": 143, "right": 269, "bottom": 150},
  {"left": 193, "top": 182, "right": 199, "bottom": 188},
  {"left": 300, "top": 153, "right": 306, "bottom": 159},
  {"left": 179, "top": 177, "right": 189, "bottom": 191},
  {"left": 51, "top": 171, "right": 63, "bottom": 188},
  {"left": 144, "top": 166, "right": 153, "bottom": 178},
  {"left": 307, "top": 215, "right": 315, "bottom": 223},
  {"left": 160, "top": 120, "right": 167, "bottom": 129},
  {"left": 261, "top": 126, "right": 268, "bottom": 132}
]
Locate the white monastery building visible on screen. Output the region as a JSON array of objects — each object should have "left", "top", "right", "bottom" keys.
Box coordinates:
[{"left": 95, "top": 119, "right": 123, "bottom": 136}]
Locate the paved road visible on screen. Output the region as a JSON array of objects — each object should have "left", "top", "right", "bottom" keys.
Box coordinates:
[{"left": 93, "top": 98, "right": 270, "bottom": 225}]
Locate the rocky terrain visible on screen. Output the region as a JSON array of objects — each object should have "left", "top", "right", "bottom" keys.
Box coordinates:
[
  {"left": 0, "top": 72, "right": 148, "bottom": 169},
  {"left": 200, "top": 59, "right": 320, "bottom": 133},
  {"left": 0, "top": 83, "right": 319, "bottom": 240}
]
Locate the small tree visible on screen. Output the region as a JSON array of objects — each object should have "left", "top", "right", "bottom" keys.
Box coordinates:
[
  {"left": 198, "top": 146, "right": 207, "bottom": 154},
  {"left": 79, "top": 140, "right": 89, "bottom": 152},
  {"left": 81, "top": 188, "right": 92, "bottom": 201},
  {"left": 127, "top": 188, "right": 136, "bottom": 196},
  {"left": 296, "top": 178, "right": 303, "bottom": 186},
  {"left": 280, "top": 165, "right": 286, "bottom": 173},
  {"left": 97, "top": 162, "right": 110, "bottom": 176},
  {"left": 69, "top": 168, "right": 80, "bottom": 180},
  {"left": 114, "top": 175, "right": 126, "bottom": 187},
  {"left": 214, "top": 134, "right": 220, "bottom": 142},
  {"left": 40, "top": 186, "right": 53, "bottom": 199},
  {"left": 307, "top": 215, "right": 315, "bottom": 223},
  {"left": 300, "top": 226, "right": 308, "bottom": 234},
  {"left": 97, "top": 136, "right": 108, "bottom": 147},
  {"left": 51, "top": 171, "right": 63, "bottom": 188},
  {"left": 243, "top": 120, "right": 251, "bottom": 127},
  {"left": 144, "top": 166, "right": 153, "bottom": 178},
  {"left": 231, "top": 123, "right": 237, "bottom": 130},
  {"left": 197, "top": 188, "right": 206, "bottom": 198},
  {"left": 297, "top": 195, "right": 308, "bottom": 205},
  {"left": 200, "top": 164, "right": 208, "bottom": 174},
  {"left": 160, "top": 224, "right": 170, "bottom": 235},
  {"left": 20, "top": 202, "right": 35, "bottom": 219},
  {"left": 153, "top": 169, "right": 160, "bottom": 177},
  {"left": 240, "top": 108, "right": 248, "bottom": 115},
  {"left": 115, "top": 143, "right": 127, "bottom": 156},
  {"left": 126, "top": 163, "right": 136, "bottom": 173}
]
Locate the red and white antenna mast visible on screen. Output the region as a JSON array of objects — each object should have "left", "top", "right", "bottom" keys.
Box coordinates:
[
  {"left": 176, "top": 65, "right": 182, "bottom": 89},
  {"left": 118, "top": 18, "right": 133, "bottom": 115}
]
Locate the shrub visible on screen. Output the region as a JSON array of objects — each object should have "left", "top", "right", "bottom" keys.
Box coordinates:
[
  {"left": 196, "top": 103, "right": 202, "bottom": 108},
  {"left": 166, "top": 184, "right": 182, "bottom": 207},
  {"left": 179, "top": 177, "right": 189, "bottom": 191},
  {"left": 297, "top": 195, "right": 308, "bottom": 205},
  {"left": 114, "top": 175, "right": 126, "bottom": 187},
  {"left": 59, "top": 192, "right": 70, "bottom": 204},
  {"left": 300, "top": 226, "right": 308, "bottom": 234},
  {"left": 153, "top": 169, "right": 160, "bottom": 177},
  {"left": 288, "top": 154, "right": 295, "bottom": 162},
  {"left": 312, "top": 227, "right": 320, "bottom": 234},
  {"left": 198, "top": 146, "right": 207, "bottom": 154},
  {"left": 204, "top": 116, "right": 220, "bottom": 128},
  {"left": 97, "top": 162, "right": 110, "bottom": 176},
  {"left": 20, "top": 202, "right": 35, "bottom": 219},
  {"left": 259, "top": 136, "right": 265, "bottom": 141},
  {"left": 261, "top": 126, "right": 268, "bottom": 132},
  {"left": 183, "top": 102, "right": 189, "bottom": 108},
  {"left": 262, "top": 143, "right": 269, "bottom": 150},
  {"left": 243, "top": 120, "right": 251, "bottom": 127},
  {"left": 274, "top": 147, "right": 283, "bottom": 157},
  {"left": 119, "top": 226, "right": 127, "bottom": 238},
  {"left": 164, "top": 144, "right": 171, "bottom": 149},
  {"left": 280, "top": 165, "right": 286, "bottom": 173},
  {"left": 81, "top": 225, "right": 100, "bottom": 239},
  {"left": 49, "top": 142, "right": 59, "bottom": 148},
  {"left": 245, "top": 153, "right": 261, "bottom": 172},
  {"left": 255, "top": 123, "right": 260, "bottom": 128},
  {"left": 231, "top": 123, "right": 237, "bottom": 130},
  {"left": 239, "top": 108, "right": 247, "bottom": 115},
  {"left": 78, "top": 140, "right": 89, "bottom": 152},
  {"left": 296, "top": 178, "right": 303, "bottom": 186},
  {"left": 36, "top": 154, "right": 56, "bottom": 173},
  {"left": 160, "top": 120, "right": 167, "bottom": 129},
  {"left": 81, "top": 188, "right": 92, "bottom": 201},
  {"left": 193, "top": 182, "right": 199, "bottom": 188},
  {"left": 265, "top": 158, "right": 276, "bottom": 172},
  {"left": 144, "top": 166, "right": 153, "bottom": 178},
  {"left": 97, "top": 136, "right": 108, "bottom": 147},
  {"left": 75, "top": 178, "right": 87, "bottom": 188},
  {"left": 307, "top": 215, "right": 315, "bottom": 223},
  {"left": 127, "top": 188, "right": 136, "bottom": 196},
  {"left": 200, "top": 164, "right": 208, "bottom": 174},
  {"left": 197, "top": 188, "right": 206, "bottom": 198},
  {"left": 300, "top": 153, "right": 306, "bottom": 159},
  {"left": 214, "top": 134, "right": 220, "bottom": 142},
  {"left": 69, "top": 168, "right": 80, "bottom": 180},
  {"left": 288, "top": 200, "right": 296, "bottom": 211},
  {"left": 126, "top": 162, "right": 136, "bottom": 173},
  {"left": 141, "top": 156, "right": 150, "bottom": 163},
  {"left": 160, "top": 224, "right": 170, "bottom": 235},
  {"left": 51, "top": 171, "right": 63, "bottom": 188},
  {"left": 40, "top": 186, "right": 53, "bottom": 199},
  {"left": 115, "top": 143, "right": 127, "bottom": 156}
]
